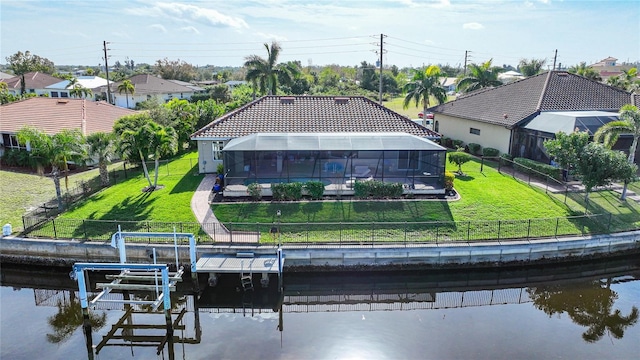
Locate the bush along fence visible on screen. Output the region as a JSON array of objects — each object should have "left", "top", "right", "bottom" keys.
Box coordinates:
[{"left": 21, "top": 212, "right": 630, "bottom": 246}]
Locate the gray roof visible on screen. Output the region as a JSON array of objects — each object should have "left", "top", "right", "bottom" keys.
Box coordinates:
[
  {"left": 191, "top": 95, "right": 441, "bottom": 140},
  {"left": 430, "top": 71, "right": 633, "bottom": 129},
  {"left": 524, "top": 111, "right": 619, "bottom": 135},
  {"left": 223, "top": 132, "right": 446, "bottom": 152},
  {"left": 107, "top": 74, "right": 204, "bottom": 95}
]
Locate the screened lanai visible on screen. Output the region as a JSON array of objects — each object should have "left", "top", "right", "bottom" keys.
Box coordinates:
[{"left": 222, "top": 132, "right": 447, "bottom": 196}]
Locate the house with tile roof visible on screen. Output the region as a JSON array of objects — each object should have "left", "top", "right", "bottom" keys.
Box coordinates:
[
  {"left": 0, "top": 97, "right": 136, "bottom": 155},
  {"left": 104, "top": 74, "right": 206, "bottom": 109},
  {"left": 191, "top": 95, "right": 446, "bottom": 196},
  {"left": 429, "top": 71, "right": 637, "bottom": 164},
  {"left": 1, "top": 72, "right": 61, "bottom": 96}
]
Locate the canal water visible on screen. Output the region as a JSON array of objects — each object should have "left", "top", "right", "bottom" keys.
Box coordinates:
[{"left": 1, "top": 257, "right": 639, "bottom": 360}]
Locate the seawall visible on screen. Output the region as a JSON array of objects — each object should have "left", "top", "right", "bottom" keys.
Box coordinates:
[{"left": 1, "top": 231, "right": 639, "bottom": 271}]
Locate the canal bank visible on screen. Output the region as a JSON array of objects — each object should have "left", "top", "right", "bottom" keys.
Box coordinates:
[{"left": 1, "top": 230, "right": 639, "bottom": 271}]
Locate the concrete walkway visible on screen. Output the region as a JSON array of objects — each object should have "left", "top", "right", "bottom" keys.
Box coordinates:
[{"left": 190, "top": 174, "right": 260, "bottom": 243}]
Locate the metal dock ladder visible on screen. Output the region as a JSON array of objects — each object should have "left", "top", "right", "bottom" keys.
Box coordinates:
[{"left": 238, "top": 252, "right": 254, "bottom": 291}]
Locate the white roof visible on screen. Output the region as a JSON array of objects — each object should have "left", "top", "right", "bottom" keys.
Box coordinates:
[
  {"left": 524, "top": 111, "right": 619, "bottom": 135},
  {"left": 46, "top": 76, "right": 109, "bottom": 90},
  {"left": 222, "top": 132, "right": 446, "bottom": 152}
]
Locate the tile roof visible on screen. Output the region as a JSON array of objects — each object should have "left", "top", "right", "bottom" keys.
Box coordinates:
[
  {"left": 191, "top": 95, "right": 441, "bottom": 140},
  {"left": 0, "top": 97, "right": 137, "bottom": 136},
  {"left": 107, "top": 74, "right": 203, "bottom": 95},
  {"left": 1, "top": 72, "right": 61, "bottom": 90},
  {"left": 429, "top": 71, "right": 633, "bottom": 128}
]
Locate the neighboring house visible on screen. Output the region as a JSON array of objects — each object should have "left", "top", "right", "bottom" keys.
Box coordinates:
[
  {"left": 1, "top": 72, "right": 61, "bottom": 96},
  {"left": 46, "top": 76, "right": 109, "bottom": 100},
  {"left": 429, "top": 71, "right": 637, "bottom": 163},
  {"left": 441, "top": 77, "right": 457, "bottom": 94},
  {"left": 191, "top": 95, "right": 445, "bottom": 196},
  {"left": 106, "top": 74, "right": 206, "bottom": 109},
  {"left": 224, "top": 80, "right": 247, "bottom": 89},
  {"left": 0, "top": 97, "right": 136, "bottom": 156},
  {"left": 0, "top": 71, "right": 14, "bottom": 80},
  {"left": 589, "top": 56, "right": 635, "bottom": 80},
  {"left": 498, "top": 70, "right": 525, "bottom": 83}
]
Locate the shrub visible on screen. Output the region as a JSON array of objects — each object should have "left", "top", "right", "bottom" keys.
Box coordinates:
[
  {"left": 444, "top": 171, "right": 455, "bottom": 190},
  {"left": 247, "top": 182, "right": 262, "bottom": 201},
  {"left": 452, "top": 139, "right": 464, "bottom": 149},
  {"left": 482, "top": 147, "right": 500, "bottom": 157},
  {"left": 272, "top": 182, "right": 303, "bottom": 201},
  {"left": 441, "top": 137, "right": 453, "bottom": 148},
  {"left": 499, "top": 153, "right": 513, "bottom": 167},
  {"left": 303, "top": 181, "right": 325, "bottom": 200},
  {"left": 513, "top": 157, "right": 562, "bottom": 181},
  {"left": 216, "top": 163, "right": 224, "bottom": 175},
  {"left": 467, "top": 143, "right": 481, "bottom": 155},
  {"left": 354, "top": 180, "right": 403, "bottom": 199}
]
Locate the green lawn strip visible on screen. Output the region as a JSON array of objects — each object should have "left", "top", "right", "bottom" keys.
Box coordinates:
[{"left": 213, "top": 160, "right": 587, "bottom": 243}]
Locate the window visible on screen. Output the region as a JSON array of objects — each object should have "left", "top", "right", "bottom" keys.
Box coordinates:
[
  {"left": 212, "top": 141, "right": 224, "bottom": 160},
  {"left": 470, "top": 128, "right": 481, "bottom": 135},
  {"left": 60, "top": 92, "right": 69, "bottom": 98},
  {"left": 51, "top": 91, "right": 59, "bottom": 98}
]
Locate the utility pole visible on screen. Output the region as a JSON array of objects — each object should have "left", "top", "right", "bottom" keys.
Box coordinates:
[
  {"left": 463, "top": 50, "right": 471, "bottom": 75},
  {"left": 378, "top": 33, "right": 386, "bottom": 105},
  {"left": 103, "top": 41, "right": 112, "bottom": 104},
  {"left": 552, "top": 49, "right": 558, "bottom": 71}
]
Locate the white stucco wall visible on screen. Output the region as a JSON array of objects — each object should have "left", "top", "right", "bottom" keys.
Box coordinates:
[
  {"left": 435, "top": 114, "right": 512, "bottom": 155},
  {"left": 196, "top": 140, "right": 221, "bottom": 173}
]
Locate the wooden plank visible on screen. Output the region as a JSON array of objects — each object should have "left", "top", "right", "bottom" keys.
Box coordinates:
[{"left": 105, "top": 274, "right": 183, "bottom": 282}]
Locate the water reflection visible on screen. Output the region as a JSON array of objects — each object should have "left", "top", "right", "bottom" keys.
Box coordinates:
[
  {"left": 1, "top": 257, "right": 639, "bottom": 359},
  {"left": 528, "top": 279, "right": 639, "bottom": 342}
]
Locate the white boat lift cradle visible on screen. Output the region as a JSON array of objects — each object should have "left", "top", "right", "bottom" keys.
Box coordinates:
[{"left": 71, "top": 229, "right": 285, "bottom": 340}]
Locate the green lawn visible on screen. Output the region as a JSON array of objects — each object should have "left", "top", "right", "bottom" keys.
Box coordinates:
[{"left": 61, "top": 152, "right": 202, "bottom": 222}]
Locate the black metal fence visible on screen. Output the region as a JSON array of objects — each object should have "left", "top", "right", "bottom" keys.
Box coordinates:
[{"left": 21, "top": 212, "right": 625, "bottom": 246}]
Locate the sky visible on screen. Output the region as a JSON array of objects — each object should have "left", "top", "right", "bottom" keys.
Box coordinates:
[{"left": 1, "top": 0, "right": 639, "bottom": 70}]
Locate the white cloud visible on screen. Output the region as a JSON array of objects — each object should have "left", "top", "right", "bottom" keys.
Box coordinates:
[
  {"left": 126, "top": 2, "right": 248, "bottom": 29},
  {"left": 149, "top": 24, "right": 168, "bottom": 33},
  {"left": 255, "top": 32, "right": 288, "bottom": 42},
  {"left": 180, "top": 26, "right": 200, "bottom": 34},
  {"left": 463, "top": 22, "right": 484, "bottom": 30}
]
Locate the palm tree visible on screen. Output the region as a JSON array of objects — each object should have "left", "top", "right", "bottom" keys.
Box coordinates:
[
  {"left": 120, "top": 122, "right": 154, "bottom": 190},
  {"left": 456, "top": 59, "right": 504, "bottom": 93},
  {"left": 594, "top": 104, "right": 640, "bottom": 199},
  {"left": 69, "top": 84, "right": 93, "bottom": 99},
  {"left": 86, "top": 132, "right": 115, "bottom": 187},
  {"left": 402, "top": 65, "right": 447, "bottom": 124},
  {"left": 518, "top": 58, "right": 547, "bottom": 76},
  {"left": 16, "top": 127, "right": 88, "bottom": 210},
  {"left": 607, "top": 75, "right": 626, "bottom": 90},
  {"left": 117, "top": 79, "right": 135, "bottom": 108},
  {"left": 244, "top": 41, "right": 299, "bottom": 96},
  {"left": 568, "top": 62, "right": 602, "bottom": 81},
  {"left": 145, "top": 122, "right": 178, "bottom": 189}
]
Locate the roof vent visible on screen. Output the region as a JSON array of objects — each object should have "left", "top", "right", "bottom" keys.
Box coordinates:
[
  {"left": 280, "top": 97, "right": 295, "bottom": 104},
  {"left": 57, "top": 99, "right": 69, "bottom": 104},
  {"left": 335, "top": 97, "right": 349, "bottom": 105},
  {"left": 557, "top": 72, "right": 569, "bottom": 76}
]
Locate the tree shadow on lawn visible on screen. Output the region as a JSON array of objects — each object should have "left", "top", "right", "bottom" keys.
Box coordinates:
[
  {"left": 564, "top": 190, "right": 640, "bottom": 233},
  {"left": 169, "top": 165, "right": 203, "bottom": 194},
  {"left": 70, "top": 192, "right": 157, "bottom": 239}
]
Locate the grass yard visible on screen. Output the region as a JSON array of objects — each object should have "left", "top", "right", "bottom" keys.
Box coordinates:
[
  {"left": 61, "top": 152, "right": 202, "bottom": 223},
  {"left": 1, "top": 163, "right": 125, "bottom": 231}
]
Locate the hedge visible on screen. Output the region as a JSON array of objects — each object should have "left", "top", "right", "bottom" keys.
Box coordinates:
[{"left": 513, "top": 157, "right": 562, "bottom": 181}]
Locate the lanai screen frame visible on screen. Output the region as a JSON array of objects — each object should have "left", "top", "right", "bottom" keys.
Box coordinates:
[{"left": 222, "top": 133, "right": 446, "bottom": 189}]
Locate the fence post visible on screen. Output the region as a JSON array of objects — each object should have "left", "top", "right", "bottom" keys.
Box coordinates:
[
  {"left": 467, "top": 221, "right": 471, "bottom": 241},
  {"left": 83, "top": 220, "right": 87, "bottom": 240},
  {"left": 339, "top": 222, "right": 342, "bottom": 245},
  {"left": 52, "top": 218, "right": 57, "bottom": 239},
  {"left": 555, "top": 218, "right": 559, "bottom": 237},
  {"left": 371, "top": 222, "right": 375, "bottom": 245},
  {"left": 497, "top": 220, "right": 501, "bottom": 240},
  {"left": 306, "top": 222, "right": 309, "bottom": 243},
  {"left": 436, "top": 225, "right": 439, "bottom": 244},
  {"left": 607, "top": 213, "right": 612, "bottom": 233},
  {"left": 404, "top": 221, "right": 407, "bottom": 246},
  {"left": 480, "top": 157, "right": 484, "bottom": 172},
  {"left": 527, "top": 219, "right": 531, "bottom": 239}
]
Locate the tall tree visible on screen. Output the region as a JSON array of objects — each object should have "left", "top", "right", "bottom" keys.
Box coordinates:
[
  {"left": 6, "top": 51, "right": 55, "bottom": 94},
  {"left": 154, "top": 58, "right": 197, "bottom": 82},
  {"left": 145, "top": 122, "right": 178, "bottom": 189},
  {"left": 457, "top": 59, "right": 504, "bottom": 93},
  {"left": 244, "top": 41, "right": 299, "bottom": 96},
  {"left": 68, "top": 84, "right": 93, "bottom": 99},
  {"left": 86, "top": 132, "right": 115, "bottom": 187},
  {"left": 518, "top": 58, "right": 547, "bottom": 76},
  {"left": 403, "top": 65, "right": 447, "bottom": 124},
  {"left": 544, "top": 131, "right": 590, "bottom": 174},
  {"left": 117, "top": 79, "right": 135, "bottom": 108},
  {"left": 16, "top": 127, "right": 87, "bottom": 210}
]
